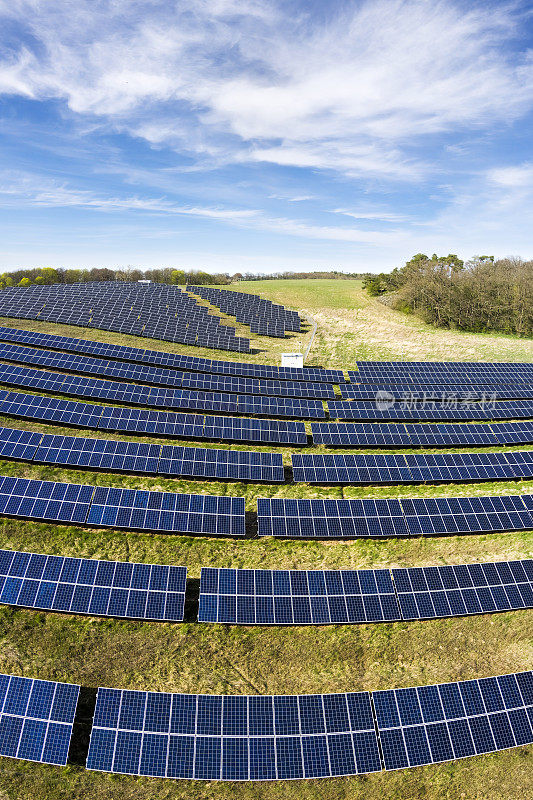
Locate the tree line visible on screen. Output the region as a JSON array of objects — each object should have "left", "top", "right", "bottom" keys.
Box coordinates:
[
  {"left": 0, "top": 267, "right": 367, "bottom": 289},
  {"left": 363, "top": 254, "right": 533, "bottom": 337}
]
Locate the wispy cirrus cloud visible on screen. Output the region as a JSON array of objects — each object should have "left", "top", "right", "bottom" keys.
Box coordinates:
[{"left": 0, "top": 0, "right": 531, "bottom": 180}]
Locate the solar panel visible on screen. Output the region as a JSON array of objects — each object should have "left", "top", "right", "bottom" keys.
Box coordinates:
[
  {"left": 198, "top": 567, "right": 401, "bottom": 624},
  {"left": 86, "top": 671, "right": 533, "bottom": 779},
  {"left": 0, "top": 476, "right": 246, "bottom": 537},
  {"left": 257, "top": 494, "right": 533, "bottom": 539},
  {"left": 373, "top": 671, "right": 533, "bottom": 770},
  {"left": 86, "top": 487, "right": 246, "bottom": 537},
  {"left": 327, "top": 399, "right": 533, "bottom": 423},
  {"left": 399, "top": 495, "right": 533, "bottom": 535},
  {"left": 0, "top": 674, "right": 79, "bottom": 765},
  {"left": 86, "top": 686, "right": 381, "bottom": 779},
  {"left": 0, "top": 476, "right": 94, "bottom": 524},
  {"left": 158, "top": 446, "right": 284, "bottom": 482},
  {"left": 257, "top": 497, "right": 409, "bottom": 538},
  {"left": 0, "top": 549, "right": 187, "bottom": 621},
  {"left": 311, "top": 422, "right": 533, "bottom": 448},
  {"left": 291, "top": 451, "right": 533, "bottom": 484},
  {"left": 391, "top": 560, "right": 533, "bottom": 620},
  {"left": 0, "top": 283, "right": 250, "bottom": 352}
]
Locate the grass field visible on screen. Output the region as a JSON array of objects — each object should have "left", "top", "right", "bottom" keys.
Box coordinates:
[{"left": 0, "top": 280, "right": 532, "bottom": 800}]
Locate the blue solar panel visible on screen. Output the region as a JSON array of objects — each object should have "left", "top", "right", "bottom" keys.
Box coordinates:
[
  {"left": 257, "top": 494, "right": 533, "bottom": 539},
  {"left": 327, "top": 398, "right": 533, "bottom": 423},
  {"left": 86, "top": 487, "right": 246, "bottom": 537},
  {"left": 391, "top": 560, "right": 533, "bottom": 620},
  {"left": 373, "top": 671, "right": 533, "bottom": 770},
  {"left": 87, "top": 687, "right": 381, "bottom": 779},
  {"left": 291, "top": 451, "right": 533, "bottom": 484},
  {"left": 198, "top": 567, "right": 401, "bottom": 624},
  {"left": 311, "top": 421, "right": 533, "bottom": 448},
  {"left": 0, "top": 674, "right": 79, "bottom": 765},
  {"left": 0, "top": 549, "right": 187, "bottom": 621},
  {"left": 257, "top": 497, "right": 409, "bottom": 538},
  {"left": 86, "top": 671, "right": 533, "bottom": 779},
  {"left": 0, "top": 475, "right": 246, "bottom": 537}
]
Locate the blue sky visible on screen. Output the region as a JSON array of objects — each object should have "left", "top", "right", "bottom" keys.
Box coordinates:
[{"left": 0, "top": 0, "right": 532, "bottom": 274}]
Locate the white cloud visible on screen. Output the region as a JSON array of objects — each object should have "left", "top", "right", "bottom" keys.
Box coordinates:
[
  {"left": 487, "top": 163, "right": 533, "bottom": 187},
  {"left": 0, "top": 0, "right": 531, "bottom": 180}
]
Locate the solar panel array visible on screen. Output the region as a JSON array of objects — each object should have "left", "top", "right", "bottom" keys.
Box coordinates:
[
  {"left": 341, "top": 384, "right": 533, "bottom": 400},
  {"left": 197, "top": 559, "right": 532, "bottom": 624},
  {"left": 0, "top": 549, "right": 187, "bottom": 621},
  {"left": 0, "top": 340, "right": 334, "bottom": 399},
  {"left": 0, "top": 282, "right": 250, "bottom": 351},
  {"left": 0, "top": 674, "right": 80, "bottom": 766},
  {"left": 292, "top": 451, "right": 533, "bottom": 484},
  {"left": 0, "top": 424, "right": 284, "bottom": 482},
  {"left": 198, "top": 567, "right": 401, "bottom": 624},
  {"left": 0, "top": 362, "right": 326, "bottom": 418},
  {"left": 0, "top": 326, "right": 344, "bottom": 383},
  {"left": 312, "top": 421, "right": 533, "bottom": 447},
  {"left": 327, "top": 399, "right": 533, "bottom": 422},
  {"left": 0, "top": 390, "right": 308, "bottom": 444},
  {"left": 0, "top": 476, "right": 246, "bottom": 536},
  {"left": 257, "top": 494, "right": 533, "bottom": 538},
  {"left": 187, "top": 285, "right": 302, "bottom": 337},
  {"left": 86, "top": 671, "right": 533, "bottom": 779},
  {"left": 353, "top": 362, "right": 533, "bottom": 384}
]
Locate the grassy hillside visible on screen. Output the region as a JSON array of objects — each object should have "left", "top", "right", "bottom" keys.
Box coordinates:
[{"left": 0, "top": 279, "right": 531, "bottom": 800}]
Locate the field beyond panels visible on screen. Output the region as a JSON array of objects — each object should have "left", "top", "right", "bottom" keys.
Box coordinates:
[{"left": 0, "top": 279, "right": 531, "bottom": 800}]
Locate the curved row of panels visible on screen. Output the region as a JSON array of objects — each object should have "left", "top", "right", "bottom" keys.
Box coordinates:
[
  {"left": 1, "top": 670, "right": 531, "bottom": 779},
  {"left": 0, "top": 326, "right": 344, "bottom": 383},
  {"left": 2, "top": 548, "right": 531, "bottom": 626},
  {"left": 0, "top": 474, "right": 531, "bottom": 539},
  {"left": 1, "top": 357, "right": 532, "bottom": 422},
  {"left": 3, "top": 424, "right": 533, "bottom": 486},
  {"left": 3, "top": 389, "right": 533, "bottom": 448}
]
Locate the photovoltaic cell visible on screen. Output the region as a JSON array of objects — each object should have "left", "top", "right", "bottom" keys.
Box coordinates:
[
  {"left": 0, "top": 674, "right": 79, "bottom": 765},
  {"left": 0, "top": 549, "right": 187, "bottom": 621}
]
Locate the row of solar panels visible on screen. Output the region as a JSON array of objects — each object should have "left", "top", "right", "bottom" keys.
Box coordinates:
[
  {"left": 291, "top": 450, "right": 533, "bottom": 484},
  {"left": 0, "top": 389, "right": 309, "bottom": 444},
  {"left": 0, "top": 425, "right": 285, "bottom": 482},
  {"left": 6, "top": 339, "right": 533, "bottom": 403},
  {"left": 0, "top": 474, "right": 530, "bottom": 539},
  {"left": 0, "top": 340, "right": 336, "bottom": 398},
  {"left": 327, "top": 399, "right": 533, "bottom": 422},
  {"left": 2, "top": 423, "right": 533, "bottom": 486},
  {"left": 188, "top": 285, "right": 302, "bottom": 336},
  {"left": 256, "top": 494, "right": 533, "bottom": 538},
  {"left": 198, "top": 560, "right": 532, "bottom": 624},
  {"left": 0, "top": 476, "right": 246, "bottom": 536},
  {"left": 341, "top": 384, "right": 533, "bottom": 399},
  {"left": 3, "top": 670, "right": 531, "bottom": 777},
  {"left": 0, "top": 362, "right": 326, "bottom": 417},
  {"left": 352, "top": 364, "right": 533, "bottom": 384},
  {"left": 3, "top": 547, "right": 530, "bottom": 626},
  {"left": 0, "top": 283, "right": 251, "bottom": 352},
  {"left": 0, "top": 549, "right": 187, "bottom": 622},
  {"left": 3, "top": 359, "right": 533, "bottom": 423},
  {"left": 0, "top": 327, "right": 344, "bottom": 382},
  {"left": 2, "top": 388, "right": 533, "bottom": 450},
  {"left": 312, "top": 421, "right": 533, "bottom": 446}
]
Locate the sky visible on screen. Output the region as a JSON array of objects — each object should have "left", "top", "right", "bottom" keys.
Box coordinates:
[{"left": 0, "top": 0, "right": 532, "bottom": 274}]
